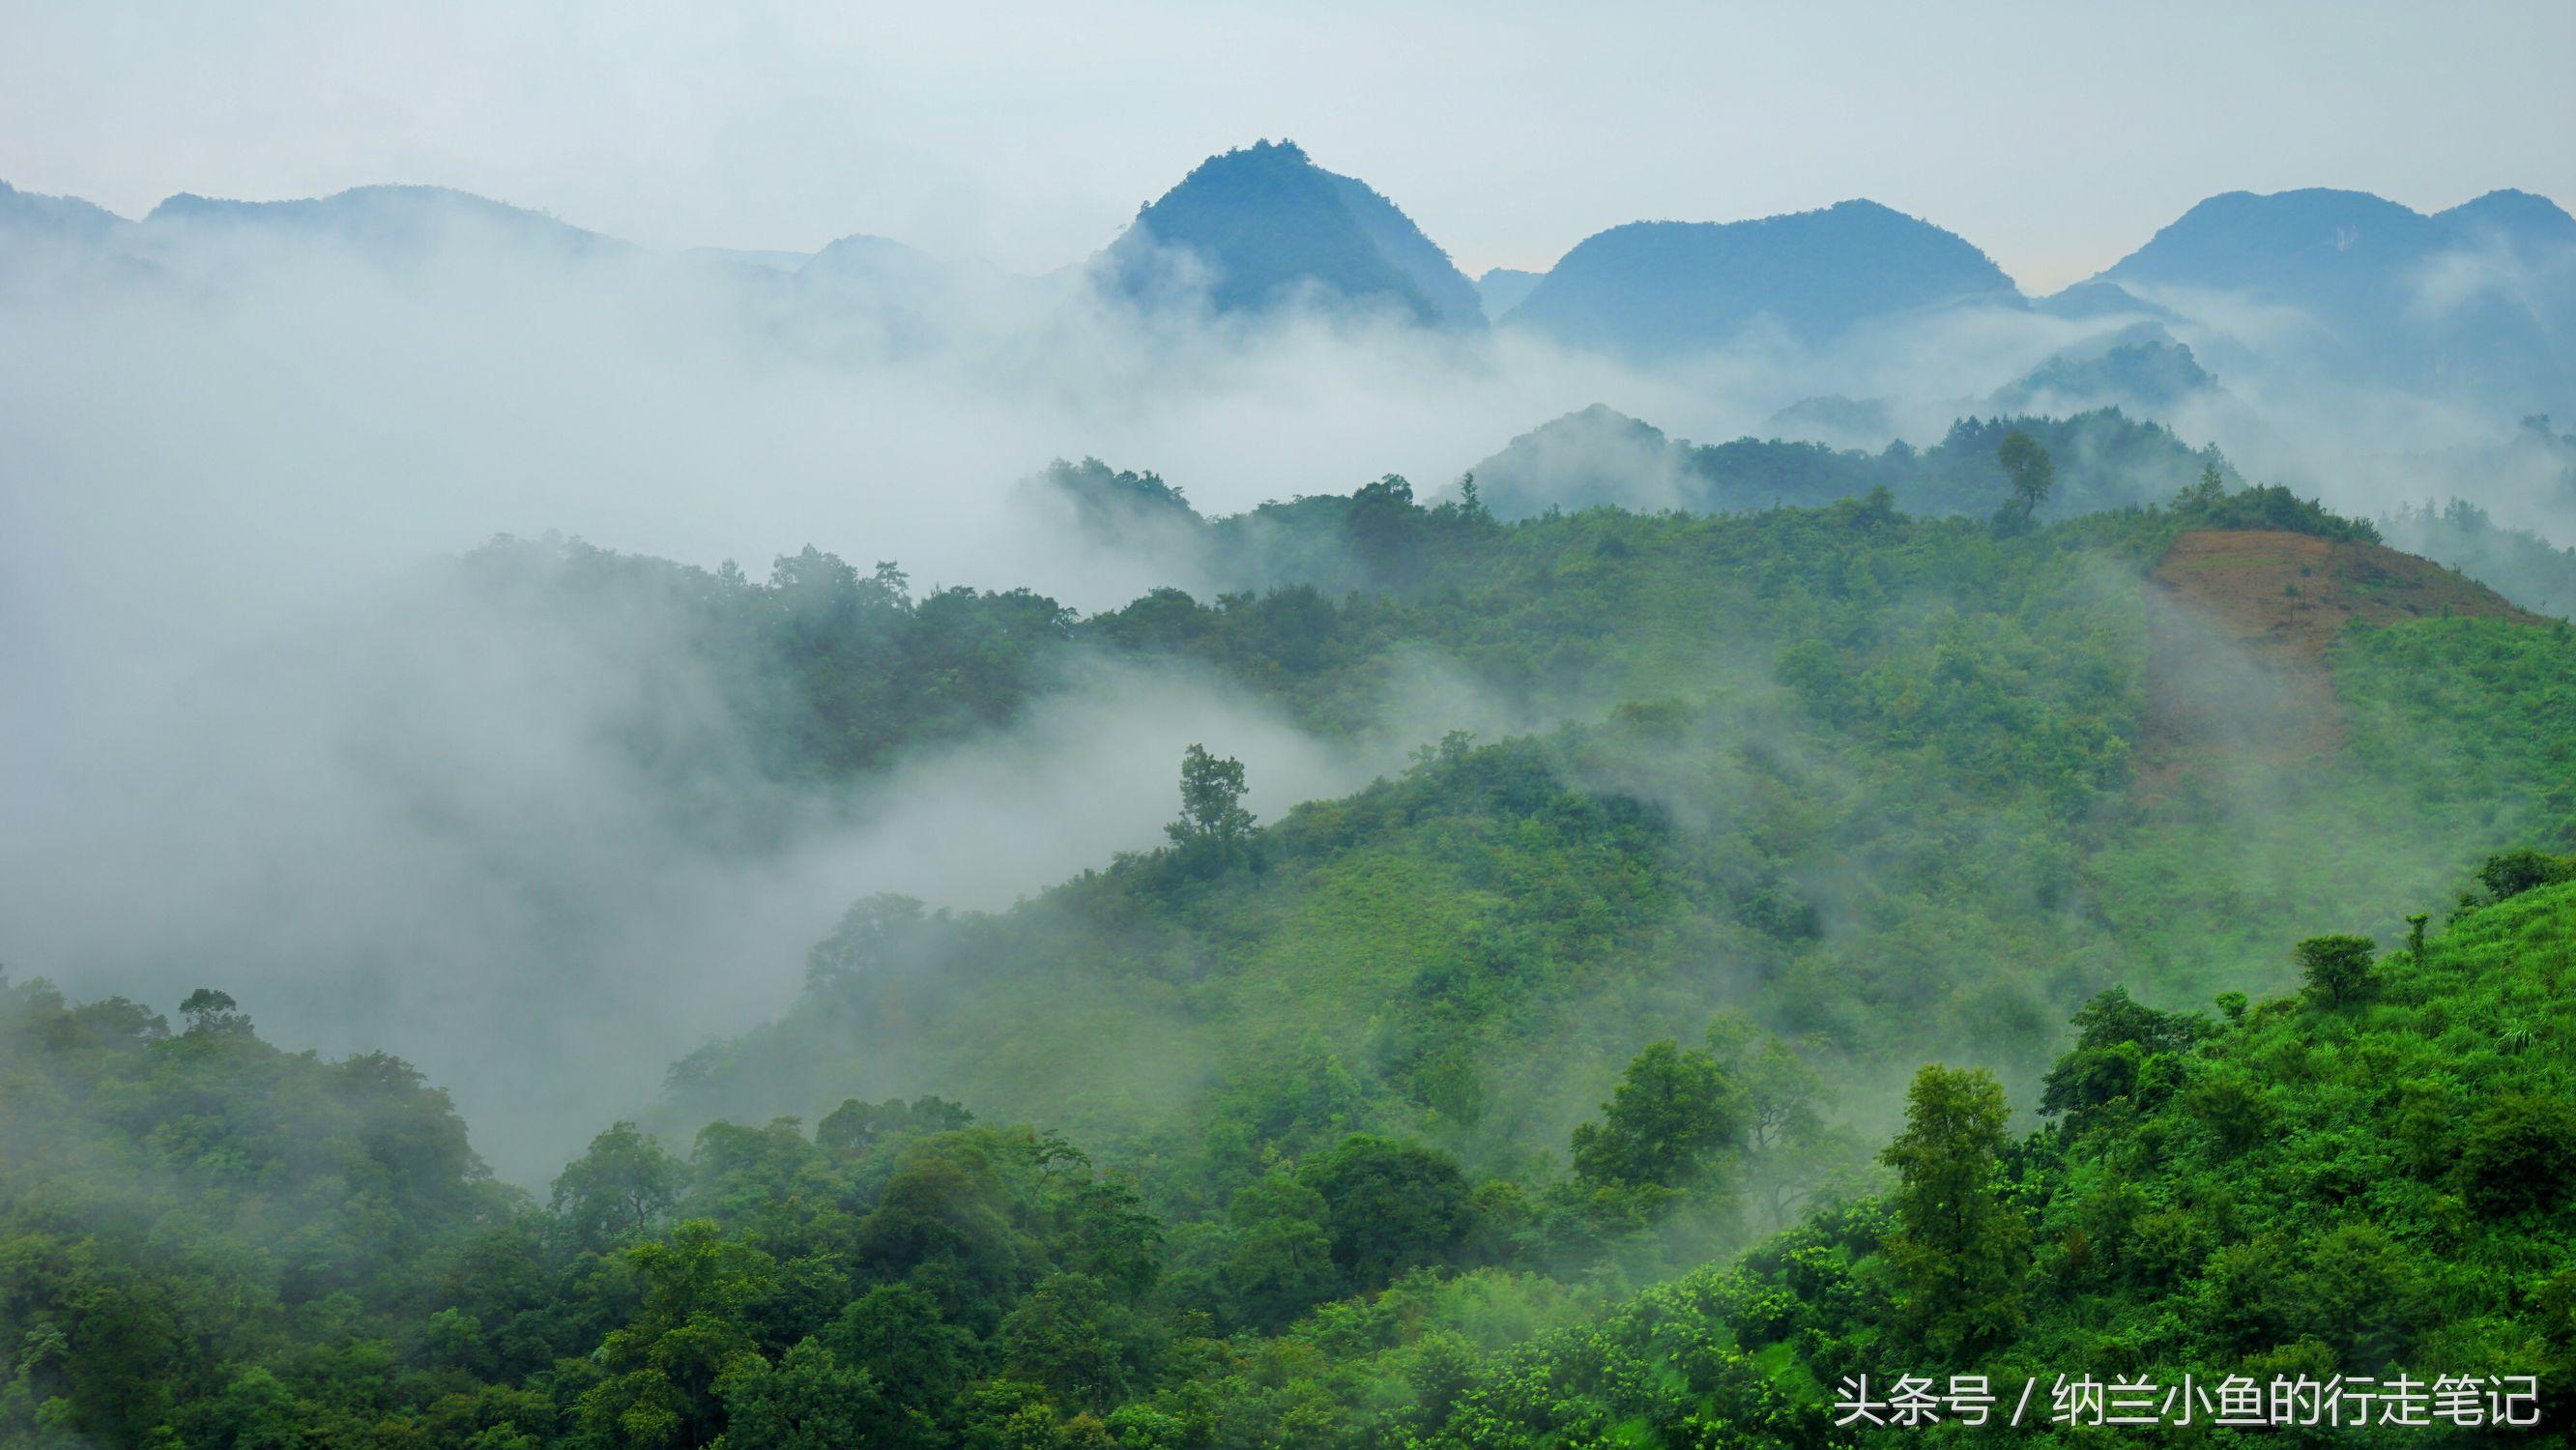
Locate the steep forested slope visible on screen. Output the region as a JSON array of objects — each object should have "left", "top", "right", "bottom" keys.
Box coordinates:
[{"left": 654, "top": 488, "right": 2572, "bottom": 1205}]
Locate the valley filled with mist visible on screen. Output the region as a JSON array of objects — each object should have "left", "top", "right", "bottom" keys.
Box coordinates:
[{"left": 6, "top": 123, "right": 2576, "bottom": 1448}]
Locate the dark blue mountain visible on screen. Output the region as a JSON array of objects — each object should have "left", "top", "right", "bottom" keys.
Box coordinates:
[
  {"left": 2434, "top": 188, "right": 2576, "bottom": 257},
  {"left": 1099, "top": 141, "right": 1483, "bottom": 328},
  {"left": 1502, "top": 199, "right": 2022, "bottom": 357},
  {"left": 2103, "top": 188, "right": 2437, "bottom": 298}
]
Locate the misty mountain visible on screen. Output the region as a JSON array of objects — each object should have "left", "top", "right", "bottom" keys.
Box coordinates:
[
  {"left": 1098, "top": 140, "right": 1485, "bottom": 328},
  {"left": 800, "top": 231, "right": 948, "bottom": 289},
  {"left": 796, "top": 231, "right": 1036, "bottom": 313},
  {"left": 19, "top": 11, "right": 2576, "bottom": 1440},
  {"left": 2106, "top": 188, "right": 2545, "bottom": 297},
  {"left": 0, "top": 179, "right": 651, "bottom": 298},
  {"left": 0, "top": 178, "right": 130, "bottom": 245},
  {"left": 684, "top": 245, "right": 811, "bottom": 273},
  {"left": 0, "top": 180, "right": 151, "bottom": 290},
  {"left": 1468, "top": 401, "right": 2232, "bottom": 523},
  {"left": 140, "top": 183, "right": 627, "bottom": 263},
  {"left": 1474, "top": 265, "right": 1544, "bottom": 319},
  {"left": 1986, "top": 325, "right": 2219, "bottom": 417},
  {"left": 1025, "top": 456, "right": 1493, "bottom": 599},
  {"left": 2439, "top": 186, "right": 2576, "bottom": 251},
  {"left": 2098, "top": 186, "right": 2576, "bottom": 414},
  {"left": 695, "top": 230, "right": 1055, "bottom": 364},
  {"left": 1465, "top": 404, "right": 1699, "bottom": 515},
  {"left": 2033, "top": 278, "right": 2179, "bottom": 323},
  {"left": 1502, "top": 199, "right": 2022, "bottom": 357},
  {"left": 2384, "top": 494, "right": 2576, "bottom": 618},
  {"left": 1761, "top": 393, "right": 1901, "bottom": 450},
  {"left": 1760, "top": 331, "right": 2224, "bottom": 450}
]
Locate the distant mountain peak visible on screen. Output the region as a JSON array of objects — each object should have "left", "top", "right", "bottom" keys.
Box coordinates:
[
  {"left": 1505, "top": 199, "right": 2020, "bottom": 358},
  {"left": 1219, "top": 137, "right": 1309, "bottom": 167},
  {"left": 2097, "top": 185, "right": 2576, "bottom": 415},
  {"left": 138, "top": 184, "right": 621, "bottom": 261},
  {"left": 1100, "top": 140, "right": 1483, "bottom": 328},
  {"left": 2435, "top": 188, "right": 2576, "bottom": 249},
  {"left": 1988, "top": 327, "right": 2219, "bottom": 416},
  {"left": 150, "top": 182, "right": 508, "bottom": 221},
  {"left": 0, "top": 179, "right": 131, "bottom": 243},
  {"left": 803, "top": 232, "right": 940, "bottom": 276},
  {"left": 2035, "top": 279, "right": 2180, "bottom": 323},
  {"left": 1474, "top": 267, "right": 1544, "bottom": 320},
  {"left": 2101, "top": 188, "right": 2441, "bottom": 286}
]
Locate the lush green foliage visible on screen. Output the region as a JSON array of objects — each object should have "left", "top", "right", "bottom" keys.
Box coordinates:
[
  {"left": 0, "top": 967, "right": 1822, "bottom": 1446},
  {"left": 14, "top": 869, "right": 2570, "bottom": 1445},
  {"left": 9, "top": 446, "right": 2575, "bottom": 1445},
  {"left": 655, "top": 471, "right": 2567, "bottom": 1218},
  {"left": 1354, "top": 874, "right": 2576, "bottom": 1446},
  {"left": 0, "top": 982, "right": 518, "bottom": 1445},
  {"left": 458, "top": 536, "right": 1077, "bottom": 788}
]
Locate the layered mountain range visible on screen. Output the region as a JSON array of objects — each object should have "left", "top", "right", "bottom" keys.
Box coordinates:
[{"left": 8, "top": 148, "right": 2572, "bottom": 415}]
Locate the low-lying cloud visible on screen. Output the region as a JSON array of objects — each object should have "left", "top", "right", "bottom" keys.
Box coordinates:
[{"left": 4, "top": 207, "right": 2570, "bottom": 1180}]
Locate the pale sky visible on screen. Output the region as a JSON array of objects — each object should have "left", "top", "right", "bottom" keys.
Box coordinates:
[{"left": 4, "top": 0, "right": 2571, "bottom": 294}]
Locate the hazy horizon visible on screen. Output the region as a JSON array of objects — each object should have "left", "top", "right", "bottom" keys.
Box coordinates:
[{"left": 6, "top": 0, "right": 2572, "bottom": 293}]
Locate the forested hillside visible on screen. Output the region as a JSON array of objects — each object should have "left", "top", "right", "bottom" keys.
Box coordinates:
[
  {"left": 9, "top": 861, "right": 2569, "bottom": 1445},
  {"left": 1404, "top": 864, "right": 2576, "bottom": 1445},
  {"left": 646, "top": 468, "right": 2572, "bottom": 1278},
  {"left": 7, "top": 443, "right": 2574, "bottom": 1445}
]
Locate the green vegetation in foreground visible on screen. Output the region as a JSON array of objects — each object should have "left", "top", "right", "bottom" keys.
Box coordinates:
[
  {"left": 6, "top": 862, "right": 2572, "bottom": 1445},
  {"left": 1411, "top": 866, "right": 2576, "bottom": 1447}
]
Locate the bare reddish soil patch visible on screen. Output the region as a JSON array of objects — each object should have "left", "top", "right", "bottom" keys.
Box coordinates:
[
  {"left": 2155, "top": 529, "right": 2536, "bottom": 654},
  {"left": 2135, "top": 530, "right": 2537, "bottom": 792}
]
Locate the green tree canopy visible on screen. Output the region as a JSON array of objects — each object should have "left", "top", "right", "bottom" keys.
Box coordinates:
[
  {"left": 1879, "top": 1064, "right": 2028, "bottom": 1360},
  {"left": 1168, "top": 743, "right": 1256, "bottom": 849},
  {"left": 1994, "top": 429, "right": 2055, "bottom": 532},
  {"left": 2296, "top": 933, "right": 2377, "bottom": 1007},
  {"left": 1569, "top": 1040, "right": 1745, "bottom": 1191}
]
